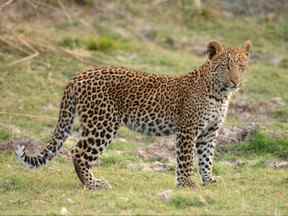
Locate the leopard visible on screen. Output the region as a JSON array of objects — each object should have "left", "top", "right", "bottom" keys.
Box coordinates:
[{"left": 16, "top": 40, "right": 252, "bottom": 190}]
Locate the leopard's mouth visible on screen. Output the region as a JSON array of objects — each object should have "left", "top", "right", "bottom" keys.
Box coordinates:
[{"left": 222, "top": 81, "right": 240, "bottom": 92}]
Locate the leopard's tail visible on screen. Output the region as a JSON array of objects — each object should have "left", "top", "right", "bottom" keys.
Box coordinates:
[{"left": 16, "top": 83, "right": 76, "bottom": 168}]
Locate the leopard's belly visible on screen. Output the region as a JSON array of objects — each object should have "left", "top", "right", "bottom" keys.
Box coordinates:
[{"left": 122, "top": 114, "right": 176, "bottom": 136}]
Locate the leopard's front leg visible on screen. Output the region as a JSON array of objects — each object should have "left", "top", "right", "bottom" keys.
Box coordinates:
[
  {"left": 196, "top": 123, "right": 219, "bottom": 185},
  {"left": 175, "top": 128, "right": 198, "bottom": 189}
]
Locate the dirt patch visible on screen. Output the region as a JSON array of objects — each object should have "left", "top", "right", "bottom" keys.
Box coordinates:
[
  {"left": 217, "top": 124, "right": 258, "bottom": 146},
  {"left": 137, "top": 124, "right": 258, "bottom": 162},
  {"left": 228, "top": 97, "right": 286, "bottom": 122},
  {"left": 137, "top": 136, "right": 176, "bottom": 162}
]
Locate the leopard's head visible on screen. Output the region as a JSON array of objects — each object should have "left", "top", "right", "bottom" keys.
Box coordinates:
[{"left": 207, "top": 40, "right": 252, "bottom": 93}]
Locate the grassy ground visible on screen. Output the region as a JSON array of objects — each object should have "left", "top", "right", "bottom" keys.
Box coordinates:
[
  {"left": 1, "top": 143, "right": 288, "bottom": 215},
  {"left": 0, "top": 1, "right": 288, "bottom": 215}
]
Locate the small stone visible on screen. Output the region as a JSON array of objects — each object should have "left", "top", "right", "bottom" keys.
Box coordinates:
[
  {"left": 277, "top": 161, "right": 288, "bottom": 169},
  {"left": 159, "top": 190, "right": 173, "bottom": 203},
  {"left": 42, "top": 103, "right": 55, "bottom": 112},
  {"left": 66, "top": 198, "right": 74, "bottom": 204},
  {"left": 265, "top": 160, "right": 288, "bottom": 169},
  {"left": 60, "top": 207, "right": 69, "bottom": 215},
  {"left": 150, "top": 162, "right": 170, "bottom": 172},
  {"left": 118, "top": 138, "right": 128, "bottom": 143},
  {"left": 141, "top": 25, "right": 157, "bottom": 41},
  {"left": 270, "top": 55, "right": 283, "bottom": 66},
  {"left": 127, "top": 163, "right": 143, "bottom": 171}
]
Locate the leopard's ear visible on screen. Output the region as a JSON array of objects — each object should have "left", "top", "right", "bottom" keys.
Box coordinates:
[
  {"left": 244, "top": 40, "right": 252, "bottom": 55},
  {"left": 207, "top": 41, "right": 223, "bottom": 60}
]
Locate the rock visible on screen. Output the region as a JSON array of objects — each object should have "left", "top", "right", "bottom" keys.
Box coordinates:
[
  {"left": 270, "top": 55, "right": 283, "bottom": 66},
  {"left": 265, "top": 160, "right": 288, "bottom": 169},
  {"left": 60, "top": 207, "right": 69, "bottom": 215},
  {"left": 140, "top": 25, "right": 157, "bottom": 41},
  {"left": 150, "top": 161, "right": 170, "bottom": 172},
  {"left": 222, "top": 11, "right": 234, "bottom": 19},
  {"left": 163, "top": 37, "right": 175, "bottom": 49},
  {"left": 222, "top": 160, "right": 247, "bottom": 168},
  {"left": 270, "top": 97, "right": 286, "bottom": 108},
  {"left": 276, "top": 161, "right": 288, "bottom": 169},
  {"left": 159, "top": 190, "right": 173, "bottom": 203},
  {"left": 66, "top": 198, "right": 74, "bottom": 204},
  {"left": 128, "top": 162, "right": 174, "bottom": 173},
  {"left": 42, "top": 103, "right": 55, "bottom": 112},
  {"left": 118, "top": 138, "right": 128, "bottom": 143}
]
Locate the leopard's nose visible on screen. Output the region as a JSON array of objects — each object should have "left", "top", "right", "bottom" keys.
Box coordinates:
[{"left": 231, "top": 80, "right": 240, "bottom": 88}]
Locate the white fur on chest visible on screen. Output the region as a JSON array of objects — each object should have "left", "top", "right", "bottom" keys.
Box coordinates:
[{"left": 204, "top": 97, "right": 230, "bottom": 129}]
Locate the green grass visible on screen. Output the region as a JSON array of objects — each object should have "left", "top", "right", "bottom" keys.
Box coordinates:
[
  {"left": 59, "top": 35, "right": 133, "bottom": 52},
  {"left": 231, "top": 132, "right": 288, "bottom": 159},
  {"left": 0, "top": 130, "right": 9, "bottom": 142},
  {"left": 1, "top": 152, "right": 288, "bottom": 215}
]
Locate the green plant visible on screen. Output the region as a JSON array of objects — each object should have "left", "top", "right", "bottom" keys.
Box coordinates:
[
  {"left": 0, "top": 130, "right": 9, "bottom": 141},
  {"left": 232, "top": 132, "right": 288, "bottom": 159},
  {"left": 84, "top": 36, "right": 115, "bottom": 51}
]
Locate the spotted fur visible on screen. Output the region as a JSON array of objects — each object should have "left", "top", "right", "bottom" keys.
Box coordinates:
[{"left": 16, "top": 40, "right": 252, "bottom": 190}]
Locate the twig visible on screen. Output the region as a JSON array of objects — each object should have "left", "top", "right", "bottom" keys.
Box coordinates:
[
  {"left": 0, "top": 0, "right": 14, "bottom": 11},
  {"left": 60, "top": 48, "right": 93, "bottom": 65},
  {"left": 0, "top": 36, "right": 31, "bottom": 55},
  {"left": 29, "top": 0, "right": 59, "bottom": 10},
  {"left": 8, "top": 52, "right": 39, "bottom": 66},
  {"left": 24, "top": 0, "right": 38, "bottom": 10},
  {"left": 57, "top": 0, "right": 73, "bottom": 23},
  {"left": 17, "top": 35, "right": 39, "bottom": 53}
]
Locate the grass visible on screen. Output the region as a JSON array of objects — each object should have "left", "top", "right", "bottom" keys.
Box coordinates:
[
  {"left": 0, "top": 130, "right": 9, "bottom": 142},
  {"left": 231, "top": 132, "right": 288, "bottom": 159},
  {"left": 1, "top": 151, "right": 288, "bottom": 215},
  {"left": 59, "top": 35, "right": 133, "bottom": 52},
  {"left": 0, "top": 1, "right": 288, "bottom": 215}
]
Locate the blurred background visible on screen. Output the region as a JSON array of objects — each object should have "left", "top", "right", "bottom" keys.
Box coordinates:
[{"left": 0, "top": 0, "right": 287, "bottom": 215}]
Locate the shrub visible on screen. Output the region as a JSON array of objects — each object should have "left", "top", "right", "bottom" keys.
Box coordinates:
[
  {"left": 232, "top": 132, "right": 288, "bottom": 159},
  {"left": 84, "top": 36, "right": 115, "bottom": 51}
]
